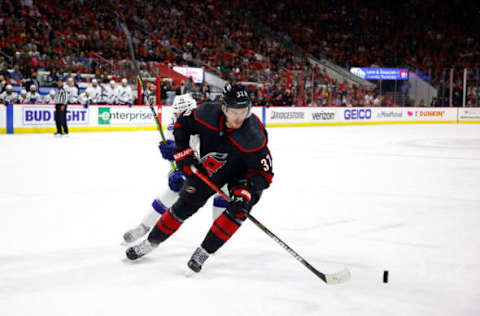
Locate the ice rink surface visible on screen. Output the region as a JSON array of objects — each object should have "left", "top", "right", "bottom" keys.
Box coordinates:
[{"left": 1, "top": 123, "right": 479, "bottom": 316}]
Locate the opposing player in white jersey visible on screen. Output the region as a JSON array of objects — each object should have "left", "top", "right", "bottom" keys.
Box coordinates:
[
  {"left": 123, "top": 94, "right": 227, "bottom": 244},
  {"left": 85, "top": 79, "right": 102, "bottom": 104},
  {"left": 116, "top": 78, "right": 133, "bottom": 106},
  {"left": 43, "top": 90, "right": 56, "bottom": 104},
  {"left": 103, "top": 80, "right": 117, "bottom": 104},
  {"left": 0, "top": 85, "right": 18, "bottom": 104},
  {"left": 64, "top": 78, "right": 79, "bottom": 104},
  {"left": 18, "top": 89, "right": 29, "bottom": 104},
  {"left": 26, "top": 85, "right": 41, "bottom": 104}
]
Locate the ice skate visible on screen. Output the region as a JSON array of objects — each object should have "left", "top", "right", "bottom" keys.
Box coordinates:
[
  {"left": 126, "top": 239, "right": 156, "bottom": 260},
  {"left": 187, "top": 247, "right": 210, "bottom": 273},
  {"left": 123, "top": 224, "right": 149, "bottom": 244}
]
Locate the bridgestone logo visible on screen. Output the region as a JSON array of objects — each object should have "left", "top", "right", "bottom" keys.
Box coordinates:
[
  {"left": 312, "top": 112, "right": 335, "bottom": 120},
  {"left": 271, "top": 111, "right": 304, "bottom": 120}
]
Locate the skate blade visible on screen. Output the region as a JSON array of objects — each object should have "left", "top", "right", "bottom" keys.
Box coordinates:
[
  {"left": 184, "top": 268, "right": 197, "bottom": 278},
  {"left": 120, "top": 240, "right": 133, "bottom": 247}
]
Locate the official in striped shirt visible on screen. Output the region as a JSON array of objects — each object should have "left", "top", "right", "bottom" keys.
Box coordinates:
[{"left": 54, "top": 80, "right": 69, "bottom": 135}]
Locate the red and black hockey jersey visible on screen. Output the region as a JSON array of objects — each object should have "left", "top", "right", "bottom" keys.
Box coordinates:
[{"left": 173, "top": 102, "right": 273, "bottom": 192}]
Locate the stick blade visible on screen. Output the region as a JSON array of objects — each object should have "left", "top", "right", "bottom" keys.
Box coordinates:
[{"left": 325, "top": 268, "right": 351, "bottom": 284}]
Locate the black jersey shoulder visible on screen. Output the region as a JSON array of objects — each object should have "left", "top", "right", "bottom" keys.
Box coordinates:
[
  {"left": 228, "top": 114, "right": 267, "bottom": 152},
  {"left": 194, "top": 102, "right": 267, "bottom": 152},
  {"left": 193, "top": 102, "right": 222, "bottom": 131}
]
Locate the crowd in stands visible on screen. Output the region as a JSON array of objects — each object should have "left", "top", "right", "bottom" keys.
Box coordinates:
[
  {"left": 238, "top": 0, "right": 480, "bottom": 106},
  {"left": 0, "top": 0, "right": 479, "bottom": 107}
]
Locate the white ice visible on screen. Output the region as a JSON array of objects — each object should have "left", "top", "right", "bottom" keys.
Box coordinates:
[{"left": 1, "top": 124, "right": 480, "bottom": 316}]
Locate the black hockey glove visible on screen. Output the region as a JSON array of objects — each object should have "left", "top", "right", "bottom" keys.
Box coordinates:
[
  {"left": 173, "top": 146, "right": 206, "bottom": 176},
  {"left": 226, "top": 186, "right": 252, "bottom": 219}
]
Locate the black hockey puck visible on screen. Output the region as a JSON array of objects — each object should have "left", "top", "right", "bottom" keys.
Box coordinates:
[{"left": 383, "top": 270, "right": 389, "bottom": 283}]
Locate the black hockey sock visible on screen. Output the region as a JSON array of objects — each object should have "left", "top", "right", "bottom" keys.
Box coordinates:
[
  {"left": 201, "top": 214, "right": 241, "bottom": 253},
  {"left": 147, "top": 209, "right": 183, "bottom": 245}
]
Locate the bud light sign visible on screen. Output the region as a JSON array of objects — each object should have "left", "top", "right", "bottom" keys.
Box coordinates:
[
  {"left": 344, "top": 109, "right": 372, "bottom": 120},
  {"left": 350, "top": 67, "right": 409, "bottom": 80},
  {"left": 22, "top": 106, "right": 89, "bottom": 126}
]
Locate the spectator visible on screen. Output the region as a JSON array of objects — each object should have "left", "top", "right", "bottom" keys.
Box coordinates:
[
  {"left": 281, "top": 89, "right": 293, "bottom": 106},
  {"left": 10, "top": 66, "right": 23, "bottom": 81},
  {"left": 200, "top": 82, "right": 210, "bottom": 101},
  {"left": 257, "top": 92, "right": 267, "bottom": 106},
  {"left": 176, "top": 80, "right": 187, "bottom": 95},
  {"left": 364, "top": 91, "right": 374, "bottom": 106},
  {"left": 0, "top": 75, "right": 6, "bottom": 93},
  {"left": 373, "top": 95, "right": 384, "bottom": 107},
  {"left": 23, "top": 70, "right": 40, "bottom": 93},
  {"left": 45, "top": 68, "right": 62, "bottom": 86},
  {"left": 161, "top": 81, "right": 170, "bottom": 105},
  {"left": 0, "top": 57, "right": 6, "bottom": 72},
  {"left": 186, "top": 76, "right": 194, "bottom": 93}
]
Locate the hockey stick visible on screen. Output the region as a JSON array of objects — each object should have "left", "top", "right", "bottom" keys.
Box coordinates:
[
  {"left": 117, "top": 19, "right": 176, "bottom": 171},
  {"left": 190, "top": 165, "right": 351, "bottom": 284}
]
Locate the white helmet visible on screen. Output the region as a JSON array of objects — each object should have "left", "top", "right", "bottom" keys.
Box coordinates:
[{"left": 172, "top": 94, "right": 196, "bottom": 114}]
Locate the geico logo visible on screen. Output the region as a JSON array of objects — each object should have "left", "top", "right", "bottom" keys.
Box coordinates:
[
  {"left": 344, "top": 109, "right": 372, "bottom": 120},
  {"left": 25, "top": 109, "right": 87, "bottom": 122},
  {"left": 312, "top": 112, "right": 335, "bottom": 120}
]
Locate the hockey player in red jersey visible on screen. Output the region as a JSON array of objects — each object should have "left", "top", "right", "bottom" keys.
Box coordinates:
[{"left": 126, "top": 83, "right": 274, "bottom": 273}]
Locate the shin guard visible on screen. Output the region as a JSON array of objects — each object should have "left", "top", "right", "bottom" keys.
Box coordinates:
[
  {"left": 148, "top": 209, "right": 183, "bottom": 245},
  {"left": 201, "top": 214, "right": 241, "bottom": 254}
]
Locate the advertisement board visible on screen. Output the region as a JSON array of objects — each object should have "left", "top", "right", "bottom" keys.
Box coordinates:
[
  {"left": 458, "top": 108, "right": 480, "bottom": 122},
  {"left": 11, "top": 104, "right": 158, "bottom": 133},
  {"left": 267, "top": 107, "right": 337, "bottom": 126},
  {"left": 310, "top": 108, "right": 337, "bottom": 122},
  {"left": 19, "top": 105, "right": 89, "bottom": 126},
  {"left": 402, "top": 108, "right": 456, "bottom": 122},
  {"left": 3, "top": 104, "right": 478, "bottom": 134},
  {"left": 266, "top": 107, "right": 458, "bottom": 126},
  {"left": 0, "top": 105, "right": 5, "bottom": 133},
  {"left": 340, "top": 108, "right": 373, "bottom": 122},
  {"left": 371, "top": 108, "right": 458, "bottom": 123},
  {"left": 172, "top": 66, "right": 204, "bottom": 83},
  {"left": 95, "top": 106, "right": 154, "bottom": 126},
  {"left": 350, "top": 67, "right": 409, "bottom": 80}
]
